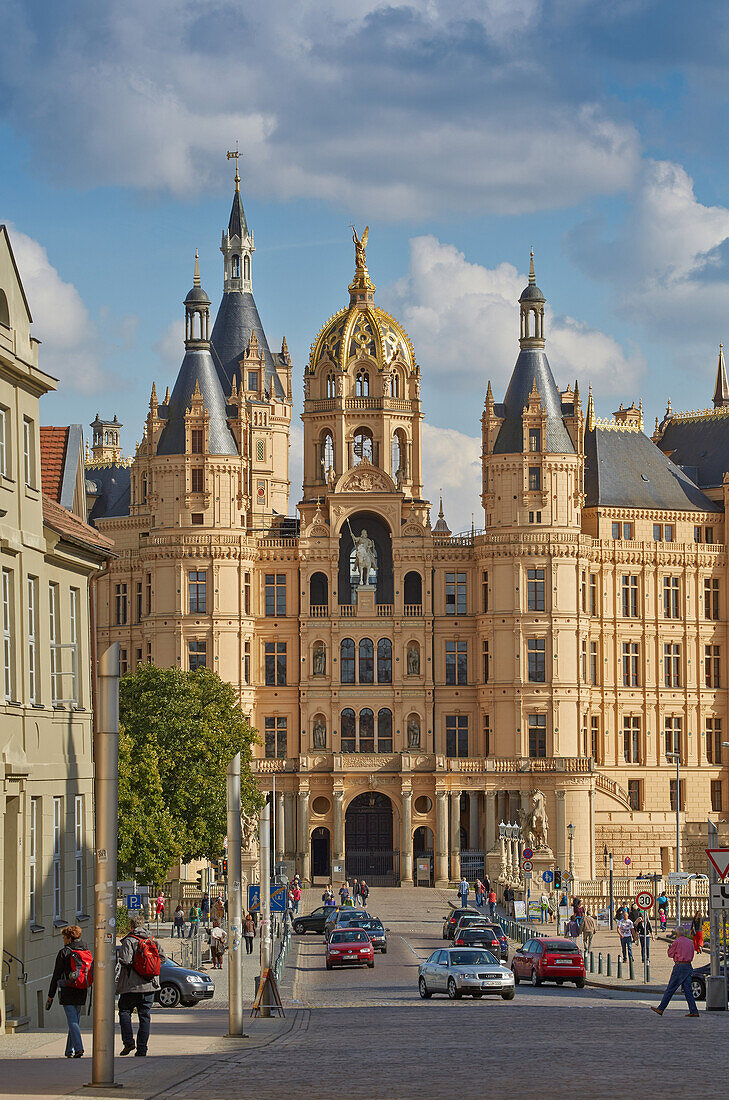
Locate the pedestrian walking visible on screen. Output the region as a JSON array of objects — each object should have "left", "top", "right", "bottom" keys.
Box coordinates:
[
  {"left": 634, "top": 912, "right": 653, "bottom": 963},
  {"left": 352, "top": 878, "right": 360, "bottom": 905},
  {"left": 155, "top": 893, "right": 166, "bottom": 925},
  {"left": 360, "top": 880, "right": 369, "bottom": 908},
  {"left": 488, "top": 888, "right": 497, "bottom": 921},
  {"left": 651, "top": 933, "right": 699, "bottom": 1017},
  {"left": 322, "top": 885, "right": 335, "bottom": 907},
  {"left": 210, "top": 920, "right": 226, "bottom": 968},
  {"left": 658, "top": 906, "right": 667, "bottom": 931},
  {"left": 581, "top": 910, "right": 597, "bottom": 954},
  {"left": 243, "top": 912, "right": 255, "bottom": 955},
  {"left": 201, "top": 892, "right": 210, "bottom": 924},
  {"left": 483, "top": 875, "right": 490, "bottom": 895},
  {"left": 691, "top": 911, "right": 705, "bottom": 955},
  {"left": 116, "top": 913, "right": 165, "bottom": 1057},
  {"left": 572, "top": 897, "right": 585, "bottom": 930},
  {"left": 540, "top": 892, "right": 550, "bottom": 925},
  {"left": 339, "top": 881, "right": 351, "bottom": 906},
  {"left": 172, "top": 904, "right": 186, "bottom": 938},
  {"left": 618, "top": 913, "right": 634, "bottom": 961},
  {"left": 214, "top": 895, "right": 225, "bottom": 922},
  {"left": 474, "top": 879, "right": 483, "bottom": 907},
  {"left": 188, "top": 904, "right": 201, "bottom": 938},
  {"left": 458, "top": 876, "right": 469, "bottom": 908},
  {"left": 291, "top": 881, "right": 302, "bottom": 915},
  {"left": 46, "top": 925, "right": 92, "bottom": 1059}
]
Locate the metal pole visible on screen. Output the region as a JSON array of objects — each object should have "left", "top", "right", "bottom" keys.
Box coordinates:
[
  {"left": 226, "top": 753, "right": 243, "bottom": 1036},
  {"left": 675, "top": 754, "right": 681, "bottom": 930},
  {"left": 259, "top": 802, "right": 272, "bottom": 1018},
  {"left": 90, "top": 644, "right": 120, "bottom": 1089},
  {"left": 609, "top": 852, "right": 614, "bottom": 931}
]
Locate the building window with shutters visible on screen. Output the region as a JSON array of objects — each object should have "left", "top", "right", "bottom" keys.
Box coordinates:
[
  {"left": 445, "top": 715, "right": 469, "bottom": 758},
  {"left": 264, "top": 641, "right": 287, "bottom": 686},
  {"left": 191, "top": 428, "right": 203, "bottom": 454},
  {"left": 704, "top": 578, "right": 720, "bottom": 620},
  {"left": 528, "top": 714, "right": 547, "bottom": 758},
  {"left": 191, "top": 467, "right": 204, "bottom": 493}
]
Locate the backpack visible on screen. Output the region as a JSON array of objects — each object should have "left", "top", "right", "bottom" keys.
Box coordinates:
[
  {"left": 131, "top": 934, "right": 162, "bottom": 979},
  {"left": 65, "top": 948, "right": 94, "bottom": 990}
]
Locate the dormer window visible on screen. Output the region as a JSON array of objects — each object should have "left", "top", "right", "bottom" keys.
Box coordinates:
[
  {"left": 528, "top": 428, "right": 541, "bottom": 452},
  {"left": 248, "top": 371, "right": 259, "bottom": 391},
  {"left": 191, "top": 429, "right": 203, "bottom": 454}
]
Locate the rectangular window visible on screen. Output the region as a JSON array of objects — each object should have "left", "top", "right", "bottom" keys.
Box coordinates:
[
  {"left": 264, "top": 641, "right": 287, "bottom": 686},
  {"left": 528, "top": 428, "right": 541, "bottom": 452},
  {"left": 191, "top": 428, "right": 203, "bottom": 454},
  {"left": 589, "top": 574, "right": 598, "bottom": 616},
  {"left": 664, "top": 716, "right": 682, "bottom": 760},
  {"left": 669, "top": 778, "right": 685, "bottom": 813},
  {"left": 191, "top": 513, "right": 204, "bottom": 525},
  {"left": 53, "top": 797, "right": 63, "bottom": 921},
  {"left": 482, "top": 639, "right": 489, "bottom": 683},
  {"left": 623, "top": 522, "right": 633, "bottom": 540},
  {"left": 189, "top": 570, "right": 207, "bottom": 614},
  {"left": 705, "top": 644, "right": 721, "bottom": 688},
  {"left": 445, "top": 715, "right": 469, "bottom": 758},
  {"left": 188, "top": 639, "right": 207, "bottom": 671},
  {"left": 581, "top": 571, "right": 587, "bottom": 613},
  {"left": 621, "top": 575, "right": 639, "bottom": 617},
  {"left": 120, "top": 647, "right": 128, "bottom": 675},
  {"left": 135, "top": 580, "right": 143, "bottom": 623},
  {"left": 526, "top": 568, "right": 545, "bottom": 612},
  {"left": 704, "top": 578, "right": 720, "bottom": 620},
  {"left": 247, "top": 371, "right": 259, "bottom": 391},
  {"left": 581, "top": 638, "right": 587, "bottom": 683},
  {"left": 29, "top": 797, "right": 38, "bottom": 925},
  {"left": 653, "top": 523, "right": 662, "bottom": 541},
  {"left": 482, "top": 571, "right": 489, "bottom": 613},
  {"left": 528, "top": 714, "right": 547, "bottom": 758},
  {"left": 69, "top": 588, "right": 79, "bottom": 705},
  {"left": 591, "top": 715, "right": 600, "bottom": 762},
  {"left": 244, "top": 572, "right": 251, "bottom": 615},
  {"left": 612, "top": 522, "right": 621, "bottom": 540},
  {"left": 27, "top": 576, "right": 38, "bottom": 703},
  {"left": 264, "top": 716, "right": 287, "bottom": 759},
  {"left": 445, "top": 572, "right": 467, "bottom": 615},
  {"left": 145, "top": 573, "right": 152, "bottom": 616},
  {"left": 146, "top": 641, "right": 152, "bottom": 665},
  {"left": 528, "top": 466, "right": 541, "bottom": 491},
  {"left": 711, "top": 780, "right": 723, "bottom": 813},
  {"left": 135, "top": 647, "right": 142, "bottom": 668},
  {"left": 23, "top": 417, "right": 33, "bottom": 487},
  {"left": 2, "top": 568, "right": 13, "bottom": 701},
  {"left": 49, "top": 581, "right": 61, "bottom": 704},
  {"left": 528, "top": 510, "right": 542, "bottom": 524},
  {"left": 265, "top": 573, "right": 286, "bottom": 617},
  {"left": 663, "top": 576, "right": 680, "bottom": 619},
  {"left": 191, "top": 467, "right": 204, "bottom": 493},
  {"left": 445, "top": 640, "right": 467, "bottom": 685},
  {"left": 623, "top": 715, "right": 641, "bottom": 764},
  {"left": 706, "top": 717, "right": 722, "bottom": 764},
  {"left": 74, "top": 795, "right": 84, "bottom": 915},
  {"left": 590, "top": 640, "right": 598, "bottom": 686},
  {"left": 627, "top": 780, "right": 642, "bottom": 811},
  {"left": 483, "top": 713, "right": 491, "bottom": 756},
  {"left": 622, "top": 641, "right": 640, "bottom": 687},
  {"left": 243, "top": 640, "right": 251, "bottom": 685},
  {"left": 664, "top": 642, "right": 681, "bottom": 688},
  {"left": 664, "top": 523, "right": 674, "bottom": 542},
  {"left": 0, "top": 407, "right": 7, "bottom": 476},
  {"left": 528, "top": 638, "right": 546, "bottom": 682},
  {"left": 706, "top": 527, "right": 714, "bottom": 544},
  {"left": 115, "top": 582, "right": 128, "bottom": 626},
  {"left": 695, "top": 525, "right": 702, "bottom": 543}
]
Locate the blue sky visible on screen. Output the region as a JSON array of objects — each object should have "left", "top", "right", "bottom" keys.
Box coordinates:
[{"left": 2, "top": 0, "right": 729, "bottom": 530}]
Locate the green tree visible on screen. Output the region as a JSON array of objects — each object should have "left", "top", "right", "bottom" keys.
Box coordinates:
[
  {"left": 118, "top": 722, "right": 179, "bottom": 884},
  {"left": 119, "top": 666, "right": 262, "bottom": 876}
]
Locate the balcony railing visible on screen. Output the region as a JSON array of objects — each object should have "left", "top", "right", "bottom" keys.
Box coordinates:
[
  {"left": 377, "top": 604, "right": 393, "bottom": 616},
  {"left": 403, "top": 603, "right": 422, "bottom": 616},
  {"left": 309, "top": 604, "right": 329, "bottom": 617},
  {"left": 339, "top": 605, "right": 356, "bottom": 617}
]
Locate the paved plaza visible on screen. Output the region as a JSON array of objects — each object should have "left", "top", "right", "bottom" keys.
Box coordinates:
[{"left": 2, "top": 888, "right": 725, "bottom": 1100}]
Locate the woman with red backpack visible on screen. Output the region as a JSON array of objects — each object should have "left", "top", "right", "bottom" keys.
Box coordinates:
[{"left": 46, "top": 925, "right": 93, "bottom": 1058}]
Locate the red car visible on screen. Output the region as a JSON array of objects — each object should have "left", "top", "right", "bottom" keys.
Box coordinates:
[
  {"left": 325, "top": 928, "right": 375, "bottom": 970},
  {"left": 511, "top": 938, "right": 585, "bottom": 988}
]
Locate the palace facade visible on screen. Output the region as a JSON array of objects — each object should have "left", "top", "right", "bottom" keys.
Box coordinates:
[{"left": 90, "top": 177, "right": 729, "bottom": 887}]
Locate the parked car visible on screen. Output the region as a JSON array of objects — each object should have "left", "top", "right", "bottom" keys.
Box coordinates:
[
  {"left": 324, "top": 908, "right": 369, "bottom": 939},
  {"left": 293, "top": 905, "right": 337, "bottom": 935},
  {"left": 511, "top": 938, "right": 585, "bottom": 988},
  {"left": 456, "top": 927, "right": 502, "bottom": 955},
  {"left": 115, "top": 948, "right": 215, "bottom": 1008},
  {"left": 443, "top": 907, "right": 481, "bottom": 940},
  {"left": 325, "top": 928, "right": 375, "bottom": 970},
  {"left": 452, "top": 915, "right": 491, "bottom": 940},
  {"left": 418, "top": 947, "right": 515, "bottom": 1000},
  {"left": 691, "top": 959, "right": 727, "bottom": 1002},
  {"left": 479, "top": 922, "right": 509, "bottom": 961}
]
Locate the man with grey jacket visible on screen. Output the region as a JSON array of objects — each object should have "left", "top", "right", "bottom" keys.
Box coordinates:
[{"left": 116, "top": 914, "right": 166, "bottom": 1057}]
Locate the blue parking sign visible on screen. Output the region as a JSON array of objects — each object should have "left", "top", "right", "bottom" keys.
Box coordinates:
[
  {"left": 247, "top": 883, "right": 286, "bottom": 913},
  {"left": 126, "top": 894, "right": 142, "bottom": 910}
]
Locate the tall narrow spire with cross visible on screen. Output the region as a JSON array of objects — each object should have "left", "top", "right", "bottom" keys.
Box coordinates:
[{"left": 713, "top": 342, "right": 729, "bottom": 408}]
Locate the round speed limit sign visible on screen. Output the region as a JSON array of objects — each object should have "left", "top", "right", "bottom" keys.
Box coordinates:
[{"left": 636, "top": 890, "right": 654, "bottom": 911}]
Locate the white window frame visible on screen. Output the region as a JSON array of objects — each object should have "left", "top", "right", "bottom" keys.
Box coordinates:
[
  {"left": 2, "top": 568, "right": 13, "bottom": 701},
  {"left": 69, "top": 588, "right": 79, "bottom": 705},
  {"left": 53, "top": 796, "right": 63, "bottom": 921},
  {"left": 49, "top": 582, "right": 61, "bottom": 703},
  {"left": 29, "top": 797, "right": 38, "bottom": 925},
  {"left": 23, "top": 416, "right": 33, "bottom": 487},
  {"left": 0, "top": 406, "right": 7, "bottom": 477},
  {"left": 74, "top": 795, "right": 84, "bottom": 914},
  {"left": 27, "top": 576, "right": 38, "bottom": 704}
]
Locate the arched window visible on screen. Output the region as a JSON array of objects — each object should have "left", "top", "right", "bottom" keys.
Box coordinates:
[
  {"left": 243, "top": 254, "right": 250, "bottom": 281},
  {"left": 312, "top": 640, "right": 326, "bottom": 676},
  {"left": 404, "top": 571, "right": 422, "bottom": 608},
  {"left": 391, "top": 372, "right": 399, "bottom": 398},
  {"left": 341, "top": 708, "right": 356, "bottom": 752},
  {"left": 392, "top": 428, "right": 407, "bottom": 480},
  {"left": 406, "top": 640, "right": 420, "bottom": 676},
  {"left": 377, "top": 638, "right": 392, "bottom": 683},
  {"left": 359, "top": 638, "right": 374, "bottom": 684},
  {"left": 359, "top": 708, "right": 375, "bottom": 752},
  {"left": 0, "top": 289, "right": 9, "bottom": 328},
  {"left": 326, "top": 374, "right": 335, "bottom": 398},
  {"left": 232, "top": 255, "right": 240, "bottom": 278},
  {"left": 355, "top": 371, "right": 370, "bottom": 397},
  {"left": 340, "top": 638, "right": 355, "bottom": 684},
  {"left": 310, "top": 571, "right": 328, "bottom": 608},
  {"left": 321, "top": 430, "right": 334, "bottom": 480},
  {"left": 352, "top": 427, "right": 373, "bottom": 465},
  {"left": 377, "top": 708, "right": 393, "bottom": 752}
]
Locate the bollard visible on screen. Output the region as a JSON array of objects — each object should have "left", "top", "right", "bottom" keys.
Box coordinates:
[
  {"left": 607, "top": 954, "right": 612, "bottom": 977},
  {"left": 589, "top": 951, "right": 594, "bottom": 974},
  {"left": 646, "top": 961, "right": 650, "bottom": 983},
  {"left": 617, "top": 957, "right": 623, "bottom": 979},
  {"left": 598, "top": 952, "right": 603, "bottom": 975},
  {"left": 629, "top": 957, "right": 635, "bottom": 981}
]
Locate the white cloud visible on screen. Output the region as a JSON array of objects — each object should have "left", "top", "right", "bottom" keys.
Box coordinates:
[
  {"left": 422, "top": 422, "right": 482, "bottom": 534},
  {"left": 154, "top": 319, "right": 185, "bottom": 371}
]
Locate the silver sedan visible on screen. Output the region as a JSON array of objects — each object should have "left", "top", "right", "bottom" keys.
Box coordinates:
[{"left": 418, "top": 947, "right": 515, "bottom": 1000}]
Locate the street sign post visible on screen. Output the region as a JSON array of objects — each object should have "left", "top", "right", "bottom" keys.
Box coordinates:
[
  {"left": 665, "top": 870, "right": 691, "bottom": 886},
  {"left": 523, "top": 860, "right": 533, "bottom": 873},
  {"left": 636, "top": 890, "right": 654, "bottom": 911},
  {"left": 706, "top": 849, "right": 729, "bottom": 880},
  {"left": 710, "top": 883, "right": 729, "bottom": 909},
  {"left": 624, "top": 857, "right": 631, "bottom": 868},
  {"left": 126, "top": 894, "right": 142, "bottom": 911},
  {"left": 542, "top": 871, "right": 554, "bottom": 884}
]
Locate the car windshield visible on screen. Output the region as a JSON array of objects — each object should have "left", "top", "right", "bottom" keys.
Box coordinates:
[
  {"left": 543, "top": 941, "right": 580, "bottom": 953},
  {"left": 459, "top": 917, "right": 488, "bottom": 926},
  {"left": 361, "top": 920, "right": 383, "bottom": 931},
  {"left": 331, "top": 930, "right": 368, "bottom": 943},
  {"left": 448, "top": 950, "right": 498, "bottom": 966}
]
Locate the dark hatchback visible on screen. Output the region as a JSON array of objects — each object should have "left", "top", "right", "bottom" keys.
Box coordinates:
[
  {"left": 480, "top": 923, "right": 509, "bottom": 961},
  {"left": 293, "top": 905, "right": 338, "bottom": 935},
  {"left": 115, "top": 949, "right": 214, "bottom": 1008},
  {"left": 342, "top": 917, "right": 388, "bottom": 952},
  {"left": 456, "top": 927, "right": 502, "bottom": 956},
  {"left": 443, "top": 908, "right": 481, "bottom": 940}
]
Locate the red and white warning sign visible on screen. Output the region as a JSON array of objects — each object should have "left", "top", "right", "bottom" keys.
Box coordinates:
[{"left": 706, "top": 848, "right": 729, "bottom": 879}]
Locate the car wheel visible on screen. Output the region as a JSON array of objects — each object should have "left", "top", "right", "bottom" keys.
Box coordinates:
[
  {"left": 382, "top": 947, "right": 387, "bottom": 954},
  {"left": 691, "top": 976, "right": 706, "bottom": 1002},
  {"left": 158, "top": 983, "right": 181, "bottom": 1008},
  {"left": 294, "top": 921, "right": 305, "bottom": 934},
  {"left": 575, "top": 978, "right": 585, "bottom": 989},
  {"left": 511, "top": 965, "right": 520, "bottom": 986},
  {"left": 472, "top": 992, "right": 483, "bottom": 998},
  {"left": 326, "top": 961, "right": 333, "bottom": 971},
  {"left": 419, "top": 976, "right": 431, "bottom": 999},
  {"left": 530, "top": 968, "right": 541, "bottom": 987},
  {"left": 502, "top": 989, "right": 515, "bottom": 1001},
  {"left": 367, "top": 961, "right": 375, "bottom": 968},
  {"left": 447, "top": 977, "right": 461, "bottom": 1000}
]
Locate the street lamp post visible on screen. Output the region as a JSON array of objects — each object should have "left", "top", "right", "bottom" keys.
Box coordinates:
[
  {"left": 609, "top": 851, "right": 614, "bottom": 930},
  {"left": 666, "top": 751, "right": 681, "bottom": 928},
  {"left": 498, "top": 821, "right": 508, "bottom": 879},
  {"left": 567, "top": 822, "right": 576, "bottom": 880}
]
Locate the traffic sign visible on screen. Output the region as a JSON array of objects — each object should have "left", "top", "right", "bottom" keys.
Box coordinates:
[
  {"left": 524, "top": 872, "right": 532, "bottom": 881},
  {"left": 562, "top": 871, "right": 572, "bottom": 884},
  {"left": 710, "top": 883, "right": 729, "bottom": 910},
  {"left": 247, "top": 883, "right": 287, "bottom": 913},
  {"left": 523, "top": 860, "right": 533, "bottom": 872},
  {"left": 635, "top": 890, "right": 654, "bottom": 911},
  {"left": 126, "top": 894, "right": 142, "bottom": 910},
  {"left": 706, "top": 848, "right": 729, "bottom": 880},
  {"left": 522, "top": 847, "right": 534, "bottom": 860},
  {"left": 542, "top": 871, "right": 554, "bottom": 883},
  {"left": 665, "top": 871, "right": 691, "bottom": 886},
  {"left": 624, "top": 857, "right": 632, "bottom": 866}
]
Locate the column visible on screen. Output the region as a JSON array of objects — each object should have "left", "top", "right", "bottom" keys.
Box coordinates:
[
  {"left": 588, "top": 788, "right": 596, "bottom": 879},
  {"left": 401, "top": 789, "right": 413, "bottom": 884},
  {"left": 469, "top": 793, "right": 479, "bottom": 850},
  {"left": 449, "top": 791, "right": 461, "bottom": 881},
  {"left": 555, "top": 788, "right": 566, "bottom": 875},
  {"left": 275, "top": 792, "right": 285, "bottom": 865},
  {"left": 298, "top": 790, "right": 310, "bottom": 883},
  {"left": 485, "top": 791, "right": 496, "bottom": 853},
  {"left": 284, "top": 792, "right": 295, "bottom": 858},
  {"left": 333, "top": 789, "right": 345, "bottom": 868},
  {"left": 435, "top": 790, "right": 449, "bottom": 886}
]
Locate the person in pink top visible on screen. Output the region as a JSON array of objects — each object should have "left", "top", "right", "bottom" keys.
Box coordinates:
[{"left": 651, "top": 934, "right": 699, "bottom": 1017}]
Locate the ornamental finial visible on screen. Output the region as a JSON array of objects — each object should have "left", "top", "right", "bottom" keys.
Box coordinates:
[
  {"left": 352, "top": 225, "right": 369, "bottom": 273},
  {"left": 194, "top": 249, "right": 201, "bottom": 287},
  {"left": 529, "top": 247, "right": 535, "bottom": 285},
  {"left": 227, "top": 144, "right": 241, "bottom": 192}
]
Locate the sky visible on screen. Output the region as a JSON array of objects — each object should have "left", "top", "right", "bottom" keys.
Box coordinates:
[{"left": 2, "top": 0, "right": 729, "bottom": 532}]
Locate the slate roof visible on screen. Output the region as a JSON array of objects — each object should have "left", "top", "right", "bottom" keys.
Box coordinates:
[
  {"left": 210, "top": 290, "right": 285, "bottom": 399},
  {"left": 43, "top": 493, "right": 115, "bottom": 556},
  {"left": 656, "top": 415, "right": 729, "bottom": 490},
  {"left": 228, "top": 190, "right": 248, "bottom": 239},
  {"left": 493, "top": 347, "right": 574, "bottom": 454},
  {"left": 584, "top": 426, "right": 720, "bottom": 512},
  {"left": 86, "top": 464, "right": 132, "bottom": 523},
  {"left": 156, "top": 346, "right": 238, "bottom": 457}
]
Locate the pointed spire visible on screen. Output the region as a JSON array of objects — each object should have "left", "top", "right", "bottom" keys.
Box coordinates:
[
  {"left": 432, "top": 491, "right": 451, "bottom": 536},
  {"left": 150, "top": 382, "right": 158, "bottom": 414},
  {"left": 486, "top": 379, "right": 494, "bottom": 406},
  {"left": 713, "top": 343, "right": 729, "bottom": 407},
  {"left": 164, "top": 386, "right": 170, "bottom": 403},
  {"left": 439, "top": 491, "right": 444, "bottom": 519},
  {"left": 529, "top": 247, "right": 535, "bottom": 285},
  {"left": 194, "top": 249, "right": 201, "bottom": 287},
  {"left": 586, "top": 385, "right": 595, "bottom": 431}
]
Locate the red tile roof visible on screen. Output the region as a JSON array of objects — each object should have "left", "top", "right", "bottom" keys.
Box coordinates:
[
  {"left": 39, "top": 426, "right": 69, "bottom": 502},
  {"left": 42, "top": 493, "right": 115, "bottom": 557}
]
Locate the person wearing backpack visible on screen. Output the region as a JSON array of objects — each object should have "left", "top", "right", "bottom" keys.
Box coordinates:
[
  {"left": 116, "top": 913, "right": 166, "bottom": 1057},
  {"left": 46, "top": 925, "right": 92, "bottom": 1058}
]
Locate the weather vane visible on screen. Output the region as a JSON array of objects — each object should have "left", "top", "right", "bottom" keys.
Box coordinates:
[{"left": 227, "top": 144, "right": 241, "bottom": 191}]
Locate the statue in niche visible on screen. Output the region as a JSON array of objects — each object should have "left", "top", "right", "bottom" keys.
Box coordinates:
[
  {"left": 346, "top": 519, "right": 376, "bottom": 586},
  {"left": 406, "top": 641, "right": 420, "bottom": 676},
  {"left": 312, "top": 718, "right": 327, "bottom": 749},
  {"left": 312, "top": 643, "right": 326, "bottom": 676},
  {"left": 407, "top": 715, "right": 421, "bottom": 749}
]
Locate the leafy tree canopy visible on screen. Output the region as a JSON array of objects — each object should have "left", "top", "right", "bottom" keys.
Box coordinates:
[{"left": 118, "top": 666, "right": 262, "bottom": 880}]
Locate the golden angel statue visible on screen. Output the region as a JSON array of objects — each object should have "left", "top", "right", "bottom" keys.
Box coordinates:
[{"left": 352, "top": 225, "right": 369, "bottom": 271}]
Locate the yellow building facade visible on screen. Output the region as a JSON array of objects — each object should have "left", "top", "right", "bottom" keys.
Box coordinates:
[{"left": 91, "top": 189, "right": 728, "bottom": 889}]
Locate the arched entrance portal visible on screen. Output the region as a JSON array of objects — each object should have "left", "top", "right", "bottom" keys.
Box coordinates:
[
  {"left": 345, "top": 792, "right": 399, "bottom": 885},
  {"left": 311, "top": 827, "right": 330, "bottom": 879}
]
